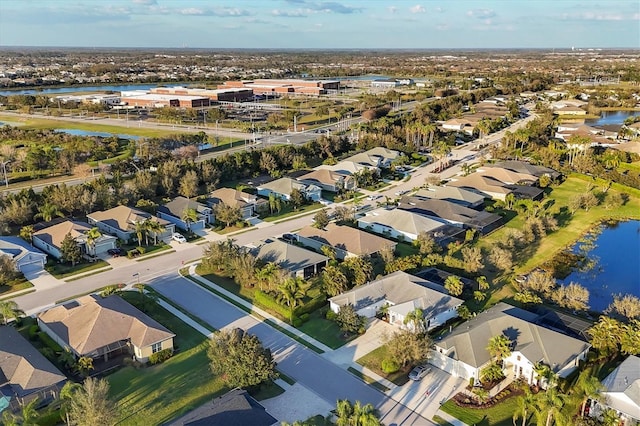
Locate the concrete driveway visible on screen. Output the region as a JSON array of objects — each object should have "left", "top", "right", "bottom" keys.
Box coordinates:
[{"left": 22, "top": 268, "right": 63, "bottom": 291}]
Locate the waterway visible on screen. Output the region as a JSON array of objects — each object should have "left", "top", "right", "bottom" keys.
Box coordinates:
[
  {"left": 585, "top": 110, "right": 640, "bottom": 126},
  {"left": 0, "top": 84, "right": 160, "bottom": 97},
  {"left": 53, "top": 128, "right": 141, "bottom": 140},
  {"left": 559, "top": 220, "right": 640, "bottom": 312}
]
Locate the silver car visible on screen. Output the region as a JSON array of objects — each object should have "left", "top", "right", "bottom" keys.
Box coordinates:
[{"left": 409, "top": 365, "right": 432, "bottom": 381}]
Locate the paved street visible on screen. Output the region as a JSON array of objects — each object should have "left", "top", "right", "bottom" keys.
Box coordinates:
[{"left": 149, "top": 272, "right": 433, "bottom": 425}]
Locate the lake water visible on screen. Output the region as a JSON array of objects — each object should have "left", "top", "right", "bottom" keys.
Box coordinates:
[
  {"left": 54, "top": 128, "right": 141, "bottom": 140},
  {"left": 559, "top": 220, "right": 640, "bottom": 312},
  {"left": 0, "top": 84, "right": 160, "bottom": 96},
  {"left": 585, "top": 110, "right": 640, "bottom": 126}
]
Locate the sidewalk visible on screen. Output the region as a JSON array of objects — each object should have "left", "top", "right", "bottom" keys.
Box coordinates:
[{"left": 187, "top": 266, "right": 397, "bottom": 391}]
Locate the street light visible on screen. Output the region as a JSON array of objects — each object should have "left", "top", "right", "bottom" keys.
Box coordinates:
[
  {"left": 133, "top": 273, "right": 140, "bottom": 284},
  {"left": 1, "top": 160, "right": 10, "bottom": 188}
]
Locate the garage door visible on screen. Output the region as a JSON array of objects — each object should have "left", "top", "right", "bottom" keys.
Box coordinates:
[{"left": 19, "top": 261, "right": 44, "bottom": 274}]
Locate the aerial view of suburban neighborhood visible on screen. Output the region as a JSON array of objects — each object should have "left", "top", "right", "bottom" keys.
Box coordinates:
[{"left": 0, "top": 1, "right": 639, "bottom": 425}]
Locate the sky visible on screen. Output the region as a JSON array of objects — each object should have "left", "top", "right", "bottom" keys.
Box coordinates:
[{"left": 0, "top": 0, "right": 638, "bottom": 49}]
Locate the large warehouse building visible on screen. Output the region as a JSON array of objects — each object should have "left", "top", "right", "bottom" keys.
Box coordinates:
[
  {"left": 150, "top": 86, "right": 254, "bottom": 102},
  {"left": 218, "top": 79, "right": 340, "bottom": 95},
  {"left": 120, "top": 93, "right": 210, "bottom": 108}
]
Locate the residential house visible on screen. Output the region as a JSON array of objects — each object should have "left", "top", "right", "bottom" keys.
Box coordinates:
[
  {"left": 430, "top": 303, "right": 591, "bottom": 386},
  {"left": 169, "top": 388, "right": 278, "bottom": 426},
  {"left": 0, "top": 237, "right": 47, "bottom": 274},
  {"left": 318, "top": 160, "right": 372, "bottom": 177},
  {"left": 329, "top": 271, "right": 462, "bottom": 331},
  {"left": 414, "top": 186, "right": 485, "bottom": 209},
  {"left": 552, "top": 106, "right": 587, "bottom": 116},
  {"left": 343, "top": 147, "right": 402, "bottom": 169},
  {"left": 0, "top": 326, "right": 66, "bottom": 413},
  {"left": 446, "top": 174, "right": 544, "bottom": 201},
  {"left": 296, "top": 223, "right": 396, "bottom": 260},
  {"left": 474, "top": 167, "right": 538, "bottom": 185},
  {"left": 491, "top": 161, "right": 561, "bottom": 180},
  {"left": 87, "top": 205, "right": 175, "bottom": 244},
  {"left": 441, "top": 118, "right": 475, "bottom": 134},
  {"left": 357, "top": 208, "right": 464, "bottom": 244},
  {"left": 32, "top": 220, "right": 117, "bottom": 259},
  {"left": 591, "top": 355, "right": 640, "bottom": 425},
  {"left": 250, "top": 239, "right": 328, "bottom": 279},
  {"left": 38, "top": 294, "right": 175, "bottom": 363},
  {"left": 296, "top": 169, "right": 355, "bottom": 193},
  {"left": 256, "top": 178, "right": 322, "bottom": 202},
  {"left": 398, "top": 197, "right": 503, "bottom": 235},
  {"left": 205, "top": 188, "right": 268, "bottom": 220},
  {"left": 157, "top": 196, "right": 213, "bottom": 231}
]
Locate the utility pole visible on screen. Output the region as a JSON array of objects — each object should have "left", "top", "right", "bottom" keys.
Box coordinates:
[{"left": 1, "top": 160, "right": 10, "bottom": 188}]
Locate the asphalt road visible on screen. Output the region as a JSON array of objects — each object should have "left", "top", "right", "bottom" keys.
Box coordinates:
[{"left": 149, "top": 272, "right": 432, "bottom": 426}]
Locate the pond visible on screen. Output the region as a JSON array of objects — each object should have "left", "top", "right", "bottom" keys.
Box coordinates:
[
  {"left": 559, "top": 220, "right": 640, "bottom": 312},
  {"left": 0, "top": 84, "right": 162, "bottom": 96},
  {"left": 585, "top": 110, "right": 640, "bottom": 126},
  {"left": 54, "top": 128, "right": 141, "bottom": 140}
]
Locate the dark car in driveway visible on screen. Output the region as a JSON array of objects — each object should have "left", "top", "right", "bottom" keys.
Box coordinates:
[{"left": 107, "top": 248, "right": 126, "bottom": 257}]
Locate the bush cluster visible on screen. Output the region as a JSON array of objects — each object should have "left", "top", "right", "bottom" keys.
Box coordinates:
[{"left": 149, "top": 348, "right": 173, "bottom": 365}]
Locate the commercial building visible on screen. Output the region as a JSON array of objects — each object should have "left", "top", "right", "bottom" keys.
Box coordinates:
[
  {"left": 150, "top": 86, "right": 253, "bottom": 102},
  {"left": 218, "top": 79, "right": 339, "bottom": 96},
  {"left": 120, "top": 93, "right": 210, "bottom": 109}
]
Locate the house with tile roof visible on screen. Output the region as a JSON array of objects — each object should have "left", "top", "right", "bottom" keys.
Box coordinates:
[
  {"left": 296, "top": 169, "right": 356, "bottom": 193},
  {"left": 32, "top": 220, "right": 117, "bottom": 259},
  {"left": 205, "top": 188, "right": 268, "bottom": 220},
  {"left": 414, "top": 186, "right": 485, "bottom": 209},
  {"left": 398, "top": 196, "right": 503, "bottom": 235},
  {"left": 491, "top": 161, "right": 561, "bottom": 180},
  {"left": 0, "top": 326, "right": 66, "bottom": 413},
  {"left": 591, "top": 355, "right": 640, "bottom": 425},
  {"left": 474, "top": 167, "right": 538, "bottom": 185},
  {"left": 169, "top": 388, "right": 277, "bottom": 426},
  {"left": 256, "top": 178, "right": 322, "bottom": 202},
  {"left": 296, "top": 223, "right": 396, "bottom": 260},
  {"left": 157, "top": 196, "right": 213, "bottom": 231},
  {"left": 87, "top": 205, "right": 175, "bottom": 244},
  {"left": 356, "top": 208, "right": 446, "bottom": 242},
  {"left": 38, "top": 294, "right": 175, "bottom": 363},
  {"left": 343, "top": 147, "right": 402, "bottom": 169},
  {"left": 0, "top": 237, "right": 47, "bottom": 274},
  {"left": 329, "top": 271, "right": 462, "bottom": 331},
  {"left": 430, "top": 302, "right": 590, "bottom": 386},
  {"left": 250, "top": 239, "right": 328, "bottom": 279}
]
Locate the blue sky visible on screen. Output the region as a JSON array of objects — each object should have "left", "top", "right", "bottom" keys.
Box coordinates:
[{"left": 0, "top": 0, "right": 638, "bottom": 49}]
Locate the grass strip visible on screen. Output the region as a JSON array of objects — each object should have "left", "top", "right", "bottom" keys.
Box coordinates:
[
  {"left": 278, "top": 371, "right": 296, "bottom": 385},
  {"left": 65, "top": 267, "right": 113, "bottom": 282},
  {"left": 135, "top": 249, "right": 176, "bottom": 262},
  {"left": 432, "top": 415, "right": 455, "bottom": 426},
  {"left": 0, "top": 288, "right": 36, "bottom": 300},
  {"left": 346, "top": 367, "right": 390, "bottom": 393},
  {"left": 55, "top": 285, "right": 118, "bottom": 304},
  {"left": 264, "top": 319, "right": 324, "bottom": 354}
]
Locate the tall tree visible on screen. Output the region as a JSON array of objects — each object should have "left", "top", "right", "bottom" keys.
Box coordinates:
[
  {"left": 513, "top": 389, "right": 535, "bottom": 426},
  {"left": 313, "top": 209, "right": 330, "bottom": 229},
  {"left": 322, "top": 265, "right": 349, "bottom": 297},
  {"left": 60, "top": 232, "right": 82, "bottom": 266},
  {"left": 588, "top": 316, "right": 622, "bottom": 356},
  {"left": 0, "top": 300, "right": 24, "bottom": 325},
  {"left": 0, "top": 255, "right": 19, "bottom": 284},
  {"left": 444, "top": 275, "right": 464, "bottom": 297},
  {"left": 85, "top": 227, "right": 102, "bottom": 256},
  {"left": 335, "top": 400, "right": 381, "bottom": 426},
  {"left": 383, "top": 329, "right": 431, "bottom": 368},
  {"left": 178, "top": 170, "right": 199, "bottom": 198},
  {"left": 573, "top": 370, "right": 603, "bottom": 417},
  {"left": 214, "top": 203, "right": 242, "bottom": 228},
  {"left": 403, "top": 307, "right": 426, "bottom": 334},
  {"left": 487, "top": 334, "right": 512, "bottom": 364},
  {"left": 181, "top": 208, "right": 199, "bottom": 231},
  {"left": 277, "top": 277, "right": 310, "bottom": 322},
  {"left": 67, "top": 377, "right": 117, "bottom": 426},
  {"left": 208, "top": 328, "right": 277, "bottom": 388},
  {"left": 144, "top": 219, "right": 164, "bottom": 245},
  {"left": 34, "top": 202, "right": 64, "bottom": 222}
]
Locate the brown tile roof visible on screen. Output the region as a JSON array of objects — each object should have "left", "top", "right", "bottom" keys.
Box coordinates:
[
  {"left": 33, "top": 220, "right": 91, "bottom": 248},
  {"left": 208, "top": 188, "right": 256, "bottom": 209},
  {"left": 38, "top": 294, "right": 174, "bottom": 356},
  {"left": 476, "top": 167, "right": 538, "bottom": 185},
  {"left": 297, "top": 169, "right": 350, "bottom": 186},
  {"left": 0, "top": 326, "right": 66, "bottom": 397},
  {"left": 297, "top": 223, "right": 396, "bottom": 256}
]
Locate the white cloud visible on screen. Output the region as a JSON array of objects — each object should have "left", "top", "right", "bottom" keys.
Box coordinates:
[
  {"left": 180, "top": 8, "right": 205, "bottom": 16},
  {"left": 272, "top": 8, "right": 309, "bottom": 17},
  {"left": 410, "top": 4, "right": 426, "bottom": 14},
  {"left": 388, "top": 6, "right": 397, "bottom": 14},
  {"left": 132, "top": 0, "right": 156, "bottom": 4},
  {"left": 467, "top": 9, "right": 496, "bottom": 19}
]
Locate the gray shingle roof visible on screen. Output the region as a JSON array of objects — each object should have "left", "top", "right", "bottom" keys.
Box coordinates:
[
  {"left": 358, "top": 208, "right": 445, "bottom": 235},
  {"left": 297, "top": 223, "right": 396, "bottom": 257},
  {"left": 436, "top": 302, "right": 591, "bottom": 370},
  {"left": 158, "top": 196, "right": 210, "bottom": 218},
  {"left": 601, "top": 355, "right": 640, "bottom": 418},
  {"left": 0, "top": 237, "right": 46, "bottom": 263},
  {"left": 414, "top": 186, "right": 485, "bottom": 207},
  {"left": 0, "top": 326, "right": 66, "bottom": 398},
  {"left": 252, "top": 240, "right": 328, "bottom": 273},
  {"left": 398, "top": 197, "right": 502, "bottom": 230}
]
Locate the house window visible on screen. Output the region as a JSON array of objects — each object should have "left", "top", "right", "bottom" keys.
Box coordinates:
[{"left": 151, "top": 342, "right": 162, "bottom": 353}]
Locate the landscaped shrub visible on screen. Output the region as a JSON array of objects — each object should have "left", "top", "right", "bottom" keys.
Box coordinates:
[
  {"left": 28, "top": 324, "right": 40, "bottom": 340},
  {"left": 148, "top": 348, "right": 173, "bottom": 365},
  {"left": 326, "top": 309, "right": 337, "bottom": 321},
  {"left": 299, "top": 313, "right": 310, "bottom": 322},
  {"left": 381, "top": 358, "right": 400, "bottom": 374},
  {"left": 136, "top": 246, "right": 146, "bottom": 255},
  {"left": 292, "top": 318, "right": 303, "bottom": 328},
  {"left": 38, "top": 332, "right": 63, "bottom": 352},
  {"left": 254, "top": 290, "right": 295, "bottom": 321},
  {"left": 100, "top": 284, "right": 121, "bottom": 297},
  {"left": 295, "top": 295, "right": 327, "bottom": 316}
]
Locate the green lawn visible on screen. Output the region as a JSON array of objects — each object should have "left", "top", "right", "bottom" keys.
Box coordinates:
[
  {"left": 297, "top": 309, "right": 354, "bottom": 349},
  {"left": 356, "top": 345, "right": 410, "bottom": 386},
  {"left": 262, "top": 202, "right": 324, "bottom": 222},
  {"left": 440, "top": 395, "right": 532, "bottom": 426},
  {"left": 46, "top": 259, "right": 110, "bottom": 279},
  {"left": 108, "top": 293, "right": 227, "bottom": 425},
  {"left": 0, "top": 277, "right": 33, "bottom": 298}
]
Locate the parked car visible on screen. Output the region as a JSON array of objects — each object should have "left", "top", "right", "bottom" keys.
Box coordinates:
[
  {"left": 282, "top": 233, "right": 297, "bottom": 243},
  {"left": 394, "top": 189, "right": 409, "bottom": 196},
  {"left": 107, "top": 248, "right": 125, "bottom": 257},
  {"left": 409, "top": 365, "right": 432, "bottom": 381},
  {"left": 367, "top": 195, "right": 381, "bottom": 201},
  {"left": 172, "top": 233, "right": 187, "bottom": 243}
]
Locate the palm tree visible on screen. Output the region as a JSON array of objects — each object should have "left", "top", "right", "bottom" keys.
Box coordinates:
[
  {"left": 335, "top": 399, "right": 380, "bottom": 426},
  {"left": 277, "top": 277, "right": 310, "bottom": 322},
  {"left": 574, "top": 370, "right": 603, "bottom": 417},
  {"left": 599, "top": 408, "right": 621, "bottom": 426},
  {"left": 0, "top": 397, "right": 39, "bottom": 426},
  {"left": 57, "top": 348, "right": 76, "bottom": 370},
  {"left": 19, "top": 225, "right": 34, "bottom": 243},
  {"left": 513, "top": 389, "right": 535, "bottom": 426},
  {"left": 181, "top": 208, "right": 198, "bottom": 231},
  {"left": 144, "top": 219, "right": 164, "bottom": 245},
  {"left": 487, "top": 334, "right": 512, "bottom": 364},
  {"left": 75, "top": 356, "right": 94, "bottom": 378},
  {"left": 0, "top": 300, "right": 24, "bottom": 325},
  {"left": 34, "top": 202, "right": 64, "bottom": 222},
  {"left": 403, "top": 308, "right": 426, "bottom": 334},
  {"left": 85, "top": 227, "right": 102, "bottom": 256},
  {"left": 134, "top": 221, "right": 146, "bottom": 246},
  {"left": 535, "top": 387, "right": 567, "bottom": 426},
  {"left": 255, "top": 262, "right": 281, "bottom": 291},
  {"left": 59, "top": 381, "right": 82, "bottom": 425},
  {"left": 533, "top": 362, "right": 551, "bottom": 388}
]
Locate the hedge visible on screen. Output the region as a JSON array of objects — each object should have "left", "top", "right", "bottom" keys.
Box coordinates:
[
  {"left": 254, "top": 290, "right": 295, "bottom": 320},
  {"left": 149, "top": 348, "right": 173, "bottom": 365},
  {"left": 294, "top": 295, "right": 327, "bottom": 317},
  {"left": 38, "top": 332, "right": 63, "bottom": 353}
]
